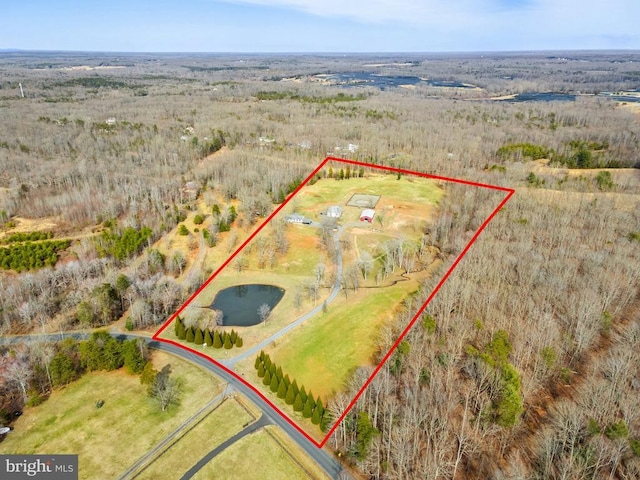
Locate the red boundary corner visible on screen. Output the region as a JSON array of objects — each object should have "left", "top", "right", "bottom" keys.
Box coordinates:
[{"left": 153, "top": 156, "right": 515, "bottom": 449}]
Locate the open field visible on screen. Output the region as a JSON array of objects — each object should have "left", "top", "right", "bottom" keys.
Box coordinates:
[
  {"left": 138, "top": 397, "right": 253, "bottom": 480},
  {"left": 192, "top": 426, "right": 329, "bottom": 480},
  {"left": 2, "top": 351, "right": 221, "bottom": 479},
  {"left": 255, "top": 275, "right": 425, "bottom": 400},
  {"left": 164, "top": 170, "right": 443, "bottom": 382}
]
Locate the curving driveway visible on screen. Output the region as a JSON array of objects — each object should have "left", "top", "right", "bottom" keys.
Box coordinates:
[{"left": 223, "top": 221, "right": 359, "bottom": 367}]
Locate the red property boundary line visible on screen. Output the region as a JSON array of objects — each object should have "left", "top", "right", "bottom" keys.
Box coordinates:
[{"left": 153, "top": 156, "right": 515, "bottom": 449}]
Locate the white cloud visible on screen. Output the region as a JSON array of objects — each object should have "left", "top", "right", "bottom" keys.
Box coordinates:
[{"left": 221, "top": 0, "right": 640, "bottom": 48}]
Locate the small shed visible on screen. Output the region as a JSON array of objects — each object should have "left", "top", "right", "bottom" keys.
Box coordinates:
[{"left": 360, "top": 209, "right": 375, "bottom": 223}]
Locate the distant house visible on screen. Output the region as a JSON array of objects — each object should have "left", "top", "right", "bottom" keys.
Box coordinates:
[
  {"left": 285, "top": 214, "right": 312, "bottom": 225},
  {"left": 326, "top": 206, "right": 343, "bottom": 218},
  {"left": 360, "top": 209, "right": 375, "bottom": 223}
]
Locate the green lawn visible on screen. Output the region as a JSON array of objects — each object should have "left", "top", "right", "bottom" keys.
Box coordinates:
[
  {"left": 138, "top": 398, "right": 253, "bottom": 480},
  {"left": 192, "top": 427, "right": 327, "bottom": 480},
  {"left": 2, "top": 351, "right": 221, "bottom": 480},
  {"left": 294, "top": 171, "right": 443, "bottom": 214},
  {"left": 268, "top": 279, "right": 417, "bottom": 401}
]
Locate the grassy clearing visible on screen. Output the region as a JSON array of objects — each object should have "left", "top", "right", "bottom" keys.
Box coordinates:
[
  {"left": 265, "top": 279, "right": 419, "bottom": 400},
  {"left": 3, "top": 351, "right": 221, "bottom": 480},
  {"left": 192, "top": 426, "right": 328, "bottom": 480},
  {"left": 294, "top": 171, "right": 443, "bottom": 215},
  {"left": 138, "top": 397, "right": 253, "bottom": 480}
]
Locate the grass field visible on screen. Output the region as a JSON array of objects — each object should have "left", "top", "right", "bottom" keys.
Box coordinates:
[
  {"left": 293, "top": 171, "right": 443, "bottom": 216},
  {"left": 263, "top": 279, "right": 420, "bottom": 400},
  {"left": 138, "top": 398, "right": 254, "bottom": 480},
  {"left": 2, "top": 351, "right": 221, "bottom": 480},
  {"left": 192, "top": 426, "right": 329, "bottom": 480}
]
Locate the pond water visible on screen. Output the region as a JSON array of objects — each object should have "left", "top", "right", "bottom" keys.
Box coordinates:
[
  {"left": 500, "top": 92, "right": 577, "bottom": 103},
  {"left": 598, "top": 92, "right": 640, "bottom": 103},
  {"left": 210, "top": 284, "right": 285, "bottom": 327},
  {"left": 316, "top": 73, "right": 475, "bottom": 89}
]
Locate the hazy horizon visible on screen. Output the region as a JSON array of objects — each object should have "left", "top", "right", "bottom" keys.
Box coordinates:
[{"left": 1, "top": 0, "right": 638, "bottom": 53}]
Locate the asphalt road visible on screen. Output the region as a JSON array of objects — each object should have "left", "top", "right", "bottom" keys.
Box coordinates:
[
  {"left": 147, "top": 339, "right": 344, "bottom": 479},
  {"left": 179, "top": 414, "right": 271, "bottom": 480},
  {"left": 1, "top": 223, "right": 363, "bottom": 479},
  {"left": 0, "top": 332, "right": 345, "bottom": 479}
]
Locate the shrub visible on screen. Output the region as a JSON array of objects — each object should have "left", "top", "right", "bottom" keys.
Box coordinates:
[{"left": 604, "top": 420, "right": 629, "bottom": 440}]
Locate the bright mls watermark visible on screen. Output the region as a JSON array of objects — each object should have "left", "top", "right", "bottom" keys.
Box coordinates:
[{"left": 1, "top": 455, "right": 77, "bottom": 479}]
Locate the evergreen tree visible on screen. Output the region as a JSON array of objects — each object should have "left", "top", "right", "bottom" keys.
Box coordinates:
[
  {"left": 292, "top": 379, "right": 299, "bottom": 397},
  {"left": 315, "top": 395, "right": 323, "bottom": 411},
  {"left": 223, "top": 334, "right": 233, "bottom": 349},
  {"left": 235, "top": 336, "right": 243, "bottom": 348},
  {"left": 257, "top": 363, "right": 265, "bottom": 378},
  {"left": 285, "top": 384, "right": 296, "bottom": 405},
  {"left": 277, "top": 380, "right": 287, "bottom": 399},
  {"left": 311, "top": 407, "right": 322, "bottom": 425},
  {"left": 185, "top": 326, "right": 195, "bottom": 343},
  {"left": 254, "top": 356, "right": 262, "bottom": 370},
  {"left": 123, "top": 339, "right": 146, "bottom": 374},
  {"left": 204, "top": 329, "right": 213, "bottom": 347},
  {"left": 264, "top": 355, "right": 272, "bottom": 370},
  {"left": 140, "top": 361, "right": 157, "bottom": 386},
  {"left": 259, "top": 350, "right": 265, "bottom": 362},
  {"left": 270, "top": 374, "right": 279, "bottom": 393},
  {"left": 276, "top": 366, "right": 283, "bottom": 381},
  {"left": 269, "top": 362, "right": 276, "bottom": 376},
  {"left": 194, "top": 328, "right": 204, "bottom": 345},
  {"left": 299, "top": 385, "right": 308, "bottom": 404},
  {"left": 282, "top": 374, "right": 291, "bottom": 390},
  {"left": 307, "top": 391, "right": 317, "bottom": 409},
  {"left": 263, "top": 370, "right": 271, "bottom": 385},
  {"left": 174, "top": 316, "right": 183, "bottom": 336},
  {"left": 177, "top": 321, "right": 186, "bottom": 340},
  {"left": 230, "top": 329, "right": 237, "bottom": 343},
  {"left": 293, "top": 393, "right": 304, "bottom": 412},
  {"left": 303, "top": 397, "right": 314, "bottom": 418},
  {"left": 213, "top": 330, "right": 223, "bottom": 348}
]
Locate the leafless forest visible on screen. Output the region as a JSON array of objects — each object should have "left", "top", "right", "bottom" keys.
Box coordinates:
[{"left": 1, "top": 51, "right": 639, "bottom": 478}]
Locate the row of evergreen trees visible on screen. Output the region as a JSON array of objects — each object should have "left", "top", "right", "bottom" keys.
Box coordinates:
[
  {"left": 255, "top": 351, "right": 327, "bottom": 429},
  {"left": 174, "top": 315, "right": 243, "bottom": 349}
]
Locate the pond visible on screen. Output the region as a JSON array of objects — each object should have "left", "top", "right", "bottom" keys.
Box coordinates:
[
  {"left": 210, "top": 284, "right": 285, "bottom": 327},
  {"left": 500, "top": 92, "right": 577, "bottom": 103},
  {"left": 314, "top": 73, "right": 475, "bottom": 90}
]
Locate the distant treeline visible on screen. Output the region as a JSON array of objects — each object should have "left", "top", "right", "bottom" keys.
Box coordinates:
[
  {"left": 256, "top": 90, "right": 367, "bottom": 104},
  {"left": 496, "top": 140, "right": 631, "bottom": 168}
]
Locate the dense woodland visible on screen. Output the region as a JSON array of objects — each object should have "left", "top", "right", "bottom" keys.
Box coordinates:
[{"left": 1, "top": 51, "right": 639, "bottom": 478}]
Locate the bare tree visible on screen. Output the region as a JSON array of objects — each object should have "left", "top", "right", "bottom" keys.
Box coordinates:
[
  {"left": 258, "top": 303, "right": 271, "bottom": 323},
  {"left": 149, "top": 365, "right": 181, "bottom": 412}
]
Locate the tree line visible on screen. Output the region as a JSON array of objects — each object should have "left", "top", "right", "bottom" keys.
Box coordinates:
[
  {"left": 174, "top": 315, "right": 243, "bottom": 349},
  {"left": 255, "top": 351, "right": 328, "bottom": 429}
]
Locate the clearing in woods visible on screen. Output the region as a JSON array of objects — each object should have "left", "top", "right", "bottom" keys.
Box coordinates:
[{"left": 154, "top": 157, "right": 514, "bottom": 446}]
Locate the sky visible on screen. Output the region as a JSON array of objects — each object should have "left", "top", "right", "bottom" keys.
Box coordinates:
[{"left": 1, "top": 0, "right": 639, "bottom": 52}]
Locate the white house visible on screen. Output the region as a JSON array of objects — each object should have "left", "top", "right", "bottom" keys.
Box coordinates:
[{"left": 326, "top": 206, "right": 343, "bottom": 218}]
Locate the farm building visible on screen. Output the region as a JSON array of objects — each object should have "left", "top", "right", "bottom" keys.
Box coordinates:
[
  {"left": 360, "top": 209, "right": 375, "bottom": 223},
  {"left": 285, "top": 214, "right": 312, "bottom": 224},
  {"left": 326, "top": 206, "right": 343, "bottom": 218}
]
